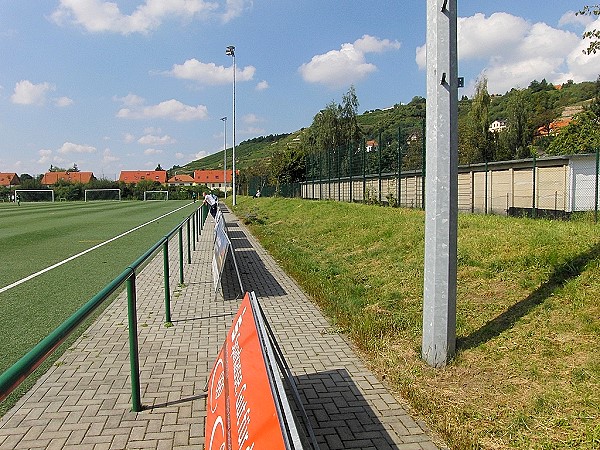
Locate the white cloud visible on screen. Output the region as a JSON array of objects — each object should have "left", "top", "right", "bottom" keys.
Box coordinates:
[
  {"left": 116, "top": 98, "right": 209, "bottom": 121},
  {"left": 175, "top": 152, "right": 185, "bottom": 160},
  {"left": 559, "top": 10, "right": 594, "bottom": 28},
  {"left": 195, "top": 150, "right": 209, "bottom": 159},
  {"left": 123, "top": 133, "right": 136, "bottom": 143},
  {"left": 137, "top": 134, "right": 176, "bottom": 145},
  {"left": 102, "top": 148, "right": 119, "bottom": 163},
  {"left": 255, "top": 80, "right": 269, "bottom": 91},
  {"left": 165, "top": 58, "right": 256, "bottom": 85},
  {"left": 416, "top": 12, "right": 597, "bottom": 95},
  {"left": 38, "top": 149, "right": 53, "bottom": 164},
  {"left": 299, "top": 34, "right": 400, "bottom": 88},
  {"left": 50, "top": 0, "right": 252, "bottom": 35},
  {"left": 11, "top": 80, "right": 55, "bottom": 105},
  {"left": 58, "top": 142, "right": 97, "bottom": 154},
  {"left": 55, "top": 96, "right": 74, "bottom": 107},
  {"left": 114, "top": 93, "right": 145, "bottom": 106},
  {"left": 144, "top": 148, "right": 163, "bottom": 155},
  {"left": 242, "top": 113, "right": 261, "bottom": 124}
]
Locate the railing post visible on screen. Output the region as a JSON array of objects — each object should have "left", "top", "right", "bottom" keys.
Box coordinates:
[
  {"left": 163, "top": 239, "right": 172, "bottom": 324},
  {"left": 191, "top": 214, "right": 196, "bottom": 251},
  {"left": 127, "top": 271, "right": 142, "bottom": 412},
  {"left": 178, "top": 228, "right": 184, "bottom": 285},
  {"left": 186, "top": 218, "right": 192, "bottom": 262}
]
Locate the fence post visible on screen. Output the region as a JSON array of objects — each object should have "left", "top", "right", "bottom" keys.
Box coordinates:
[
  {"left": 163, "top": 239, "right": 172, "bottom": 324},
  {"left": 362, "top": 138, "right": 366, "bottom": 202},
  {"left": 484, "top": 159, "right": 488, "bottom": 214},
  {"left": 126, "top": 271, "right": 142, "bottom": 412},
  {"left": 397, "top": 127, "right": 402, "bottom": 207},
  {"left": 378, "top": 130, "right": 383, "bottom": 204},
  {"left": 349, "top": 142, "right": 353, "bottom": 203},
  {"left": 595, "top": 147, "right": 599, "bottom": 224},
  {"left": 337, "top": 145, "right": 341, "bottom": 201},
  {"left": 178, "top": 228, "right": 184, "bottom": 285},
  {"left": 532, "top": 153, "right": 537, "bottom": 219},
  {"left": 421, "top": 115, "right": 426, "bottom": 210}
]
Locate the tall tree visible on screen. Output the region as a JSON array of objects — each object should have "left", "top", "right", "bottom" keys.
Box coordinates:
[
  {"left": 505, "top": 88, "right": 532, "bottom": 158},
  {"left": 467, "top": 76, "right": 492, "bottom": 162},
  {"left": 578, "top": 5, "right": 600, "bottom": 54},
  {"left": 340, "top": 85, "right": 361, "bottom": 145}
]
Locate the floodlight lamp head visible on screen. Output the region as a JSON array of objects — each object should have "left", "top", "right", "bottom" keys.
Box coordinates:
[
  {"left": 226, "top": 45, "right": 235, "bottom": 56},
  {"left": 220, "top": 116, "right": 227, "bottom": 121}
]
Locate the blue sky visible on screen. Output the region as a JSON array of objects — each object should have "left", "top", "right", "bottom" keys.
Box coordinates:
[{"left": 0, "top": 1, "right": 598, "bottom": 179}]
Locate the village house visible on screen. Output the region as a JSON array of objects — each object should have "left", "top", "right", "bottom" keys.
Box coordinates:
[
  {"left": 167, "top": 174, "right": 195, "bottom": 186},
  {"left": 193, "top": 170, "right": 233, "bottom": 192},
  {"left": 0, "top": 172, "right": 20, "bottom": 187},
  {"left": 41, "top": 171, "right": 95, "bottom": 185},
  {"left": 119, "top": 170, "right": 168, "bottom": 184}
]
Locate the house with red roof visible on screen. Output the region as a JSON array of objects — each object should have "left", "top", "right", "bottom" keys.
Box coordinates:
[
  {"left": 167, "top": 174, "right": 195, "bottom": 186},
  {"left": 0, "top": 172, "right": 20, "bottom": 187},
  {"left": 119, "top": 170, "right": 167, "bottom": 184},
  {"left": 193, "top": 170, "right": 233, "bottom": 192},
  {"left": 41, "top": 171, "right": 95, "bottom": 185}
]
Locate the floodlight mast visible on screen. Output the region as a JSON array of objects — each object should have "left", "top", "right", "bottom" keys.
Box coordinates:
[
  {"left": 221, "top": 116, "right": 227, "bottom": 199},
  {"left": 226, "top": 45, "right": 236, "bottom": 206},
  {"left": 422, "top": 0, "right": 458, "bottom": 368}
]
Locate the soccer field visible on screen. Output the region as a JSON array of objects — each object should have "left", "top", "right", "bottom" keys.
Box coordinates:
[{"left": 0, "top": 200, "right": 199, "bottom": 376}]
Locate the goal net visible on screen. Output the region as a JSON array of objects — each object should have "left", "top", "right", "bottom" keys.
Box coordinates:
[
  {"left": 14, "top": 189, "right": 55, "bottom": 202},
  {"left": 143, "top": 190, "right": 169, "bottom": 201},
  {"left": 84, "top": 189, "right": 122, "bottom": 202}
]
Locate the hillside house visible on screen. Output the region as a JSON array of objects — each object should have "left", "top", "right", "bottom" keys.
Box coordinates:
[
  {"left": 119, "top": 170, "right": 167, "bottom": 184},
  {"left": 489, "top": 120, "right": 507, "bottom": 133}
]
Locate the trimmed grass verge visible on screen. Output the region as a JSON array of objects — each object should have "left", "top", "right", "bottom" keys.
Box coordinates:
[{"left": 231, "top": 196, "right": 600, "bottom": 450}]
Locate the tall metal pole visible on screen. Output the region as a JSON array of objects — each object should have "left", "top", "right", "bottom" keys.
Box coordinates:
[
  {"left": 226, "top": 45, "right": 236, "bottom": 206},
  {"left": 422, "top": 0, "right": 458, "bottom": 368},
  {"left": 221, "top": 116, "right": 227, "bottom": 199}
]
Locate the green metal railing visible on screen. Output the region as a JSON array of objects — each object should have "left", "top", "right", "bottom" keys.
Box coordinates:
[{"left": 0, "top": 203, "right": 210, "bottom": 412}]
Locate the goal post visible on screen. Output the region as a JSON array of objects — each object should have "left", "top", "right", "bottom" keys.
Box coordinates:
[
  {"left": 143, "top": 190, "right": 169, "bottom": 201},
  {"left": 14, "top": 189, "right": 55, "bottom": 202},
  {"left": 84, "top": 189, "right": 122, "bottom": 202}
]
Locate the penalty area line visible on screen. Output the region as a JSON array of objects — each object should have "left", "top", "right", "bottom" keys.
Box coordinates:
[{"left": 0, "top": 203, "right": 193, "bottom": 295}]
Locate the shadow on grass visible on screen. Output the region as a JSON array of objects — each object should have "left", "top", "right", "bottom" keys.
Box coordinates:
[{"left": 457, "top": 242, "right": 600, "bottom": 351}]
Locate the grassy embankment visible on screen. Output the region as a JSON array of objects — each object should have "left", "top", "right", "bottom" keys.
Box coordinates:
[
  {"left": 0, "top": 200, "right": 197, "bottom": 416},
  {"left": 230, "top": 196, "right": 600, "bottom": 450}
]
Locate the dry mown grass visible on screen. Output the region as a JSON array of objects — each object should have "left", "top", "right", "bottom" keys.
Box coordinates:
[{"left": 234, "top": 196, "right": 600, "bottom": 449}]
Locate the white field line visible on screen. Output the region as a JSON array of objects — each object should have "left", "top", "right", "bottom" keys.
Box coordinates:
[{"left": 0, "top": 203, "right": 192, "bottom": 295}]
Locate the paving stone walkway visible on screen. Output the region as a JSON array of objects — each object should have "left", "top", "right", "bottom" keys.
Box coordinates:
[{"left": 0, "top": 205, "right": 445, "bottom": 449}]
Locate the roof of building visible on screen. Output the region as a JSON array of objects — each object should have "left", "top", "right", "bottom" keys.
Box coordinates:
[
  {"left": 168, "top": 174, "right": 195, "bottom": 183},
  {"left": 193, "top": 170, "right": 233, "bottom": 183},
  {"left": 119, "top": 170, "right": 168, "bottom": 184},
  {"left": 0, "top": 172, "right": 20, "bottom": 186},
  {"left": 41, "top": 171, "right": 95, "bottom": 185}
]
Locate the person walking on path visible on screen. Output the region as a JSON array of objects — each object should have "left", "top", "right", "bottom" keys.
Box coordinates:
[{"left": 203, "top": 191, "right": 218, "bottom": 218}]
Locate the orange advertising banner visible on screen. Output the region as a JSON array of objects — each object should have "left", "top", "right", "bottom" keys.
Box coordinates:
[{"left": 205, "top": 292, "right": 287, "bottom": 450}]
